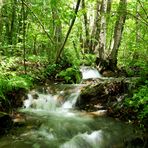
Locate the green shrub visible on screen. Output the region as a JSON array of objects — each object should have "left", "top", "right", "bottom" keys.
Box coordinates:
[
  {"left": 0, "top": 74, "right": 32, "bottom": 102},
  {"left": 45, "top": 64, "right": 60, "bottom": 76},
  {"left": 82, "top": 54, "right": 96, "bottom": 66},
  {"left": 124, "top": 82, "right": 148, "bottom": 123},
  {"left": 57, "top": 66, "right": 81, "bottom": 83}
]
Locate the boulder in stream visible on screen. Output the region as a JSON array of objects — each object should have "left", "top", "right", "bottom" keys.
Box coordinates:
[
  {"left": 0, "top": 112, "right": 13, "bottom": 136},
  {"left": 75, "top": 78, "right": 133, "bottom": 112}
]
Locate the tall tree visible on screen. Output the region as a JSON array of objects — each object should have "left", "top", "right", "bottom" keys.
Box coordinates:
[
  {"left": 109, "top": 0, "right": 127, "bottom": 70},
  {"left": 89, "top": 0, "right": 101, "bottom": 52},
  {"left": 9, "top": 0, "right": 17, "bottom": 45},
  {"left": 81, "top": 0, "right": 89, "bottom": 51},
  {"left": 95, "top": 0, "right": 108, "bottom": 60},
  {"left": 50, "top": 0, "right": 62, "bottom": 61},
  {"left": 55, "top": 0, "right": 81, "bottom": 63}
]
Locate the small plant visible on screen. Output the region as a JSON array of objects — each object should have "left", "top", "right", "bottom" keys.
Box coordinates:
[
  {"left": 57, "top": 66, "right": 81, "bottom": 83},
  {"left": 82, "top": 54, "right": 96, "bottom": 66}
]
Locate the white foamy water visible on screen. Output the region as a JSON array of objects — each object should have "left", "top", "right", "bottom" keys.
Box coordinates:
[
  {"left": 60, "top": 130, "right": 103, "bottom": 148},
  {"left": 24, "top": 93, "right": 58, "bottom": 111},
  {"left": 62, "top": 92, "right": 80, "bottom": 109},
  {"left": 80, "top": 66, "right": 101, "bottom": 79},
  {"left": 24, "top": 94, "right": 33, "bottom": 108},
  {"left": 23, "top": 86, "right": 81, "bottom": 113}
]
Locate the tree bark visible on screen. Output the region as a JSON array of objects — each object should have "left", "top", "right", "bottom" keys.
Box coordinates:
[
  {"left": 9, "top": 0, "right": 17, "bottom": 45},
  {"left": 109, "top": 0, "right": 127, "bottom": 70},
  {"left": 89, "top": 0, "right": 101, "bottom": 52},
  {"left": 22, "top": 0, "right": 27, "bottom": 74},
  {"left": 55, "top": 0, "right": 81, "bottom": 63},
  {"left": 82, "top": 0, "right": 89, "bottom": 52},
  {"left": 95, "top": 0, "right": 108, "bottom": 60},
  {"left": 0, "top": 0, "right": 3, "bottom": 43},
  {"left": 51, "top": 1, "right": 62, "bottom": 62}
]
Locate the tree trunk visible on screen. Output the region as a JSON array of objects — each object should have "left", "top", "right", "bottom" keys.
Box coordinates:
[
  {"left": 95, "top": 0, "right": 108, "bottom": 60},
  {"left": 136, "top": 1, "right": 140, "bottom": 44},
  {"left": 55, "top": 0, "right": 81, "bottom": 63},
  {"left": 0, "top": 0, "right": 3, "bottom": 43},
  {"left": 132, "top": 1, "right": 140, "bottom": 60},
  {"left": 109, "top": 0, "right": 127, "bottom": 70},
  {"left": 89, "top": 0, "right": 101, "bottom": 52},
  {"left": 82, "top": 0, "right": 89, "bottom": 52},
  {"left": 51, "top": 2, "right": 62, "bottom": 46},
  {"left": 21, "top": 0, "right": 27, "bottom": 74},
  {"left": 9, "top": 0, "right": 17, "bottom": 45}
]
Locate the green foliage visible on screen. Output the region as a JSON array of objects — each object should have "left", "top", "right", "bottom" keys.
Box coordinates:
[
  {"left": 8, "top": 76, "right": 32, "bottom": 90},
  {"left": 45, "top": 64, "right": 61, "bottom": 77},
  {"left": 124, "top": 81, "right": 148, "bottom": 124},
  {"left": 82, "top": 54, "right": 96, "bottom": 66},
  {"left": 0, "top": 77, "right": 9, "bottom": 100},
  {"left": 58, "top": 66, "right": 81, "bottom": 84},
  {"left": 0, "top": 74, "right": 32, "bottom": 99}
]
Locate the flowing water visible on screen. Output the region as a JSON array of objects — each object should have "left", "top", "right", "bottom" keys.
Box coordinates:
[
  {"left": 0, "top": 68, "right": 145, "bottom": 148},
  {"left": 80, "top": 66, "right": 101, "bottom": 79}
]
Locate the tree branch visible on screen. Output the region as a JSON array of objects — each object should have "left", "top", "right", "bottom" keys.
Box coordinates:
[
  {"left": 137, "top": 0, "right": 148, "bottom": 18},
  {"left": 55, "top": 0, "right": 81, "bottom": 63},
  {"left": 21, "top": 1, "right": 54, "bottom": 44}
]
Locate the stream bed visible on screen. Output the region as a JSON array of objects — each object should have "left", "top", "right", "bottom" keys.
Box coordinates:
[{"left": 0, "top": 84, "right": 146, "bottom": 148}]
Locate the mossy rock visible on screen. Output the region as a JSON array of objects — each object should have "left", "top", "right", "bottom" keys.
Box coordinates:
[{"left": 75, "top": 78, "right": 129, "bottom": 111}]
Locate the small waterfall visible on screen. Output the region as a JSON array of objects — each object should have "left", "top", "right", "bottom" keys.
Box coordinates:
[
  {"left": 23, "top": 85, "right": 81, "bottom": 113},
  {"left": 62, "top": 91, "right": 80, "bottom": 109},
  {"left": 80, "top": 66, "right": 101, "bottom": 80}
]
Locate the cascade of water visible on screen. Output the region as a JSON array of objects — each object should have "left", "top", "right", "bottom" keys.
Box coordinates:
[
  {"left": 23, "top": 85, "right": 81, "bottom": 113},
  {"left": 80, "top": 66, "right": 101, "bottom": 79},
  {"left": 24, "top": 94, "right": 34, "bottom": 108},
  {"left": 1, "top": 85, "right": 143, "bottom": 148},
  {"left": 62, "top": 91, "right": 80, "bottom": 109}
]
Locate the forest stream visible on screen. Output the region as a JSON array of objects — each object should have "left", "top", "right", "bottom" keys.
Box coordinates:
[{"left": 0, "top": 68, "right": 146, "bottom": 148}]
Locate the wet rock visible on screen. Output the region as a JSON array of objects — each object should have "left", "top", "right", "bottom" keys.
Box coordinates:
[
  {"left": 102, "top": 70, "right": 115, "bottom": 77},
  {"left": 124, "top": 137, "right": 148, "bottom": 148},
  {"left": 75, "top": 78, "right": 128, "bottom": 111},
  {"left": 12, "top": 113, "right": 26, "bottom": 126},
  {"left": 0, "top": 112, "right": 13, "bottom": 136}
]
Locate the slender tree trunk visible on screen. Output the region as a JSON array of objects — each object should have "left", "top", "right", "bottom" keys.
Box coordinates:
[
  {"left": 82, "top": 0, "right": 89, "bottom": 52},
  {"left": 136, "top": 1, "right": 140, "bottom": 44},
  {"left": 0, "top": 0, "right": 3, "bottom": 43},
  {"left": 22, "top": 1, "right": 54, "bottom": 44},
  {"left": 9, "top": 0, "right": 17, "bottom": 45},
  {"left": 133, "top": 0, "right": 140, "bottom": 60},
  {"left": 0, "top": 0, "right": 3, "bottom": 59},
  {"left": 55, "top": 0, "right": 81, "bottom": 63},
  {"left": 51, "top": 1, "right": 62, "bottom": 61},
  {"left": 3, "top": 3, "right": 10, "bottom": 45},
  {"left": 21, "top": 0, "right": 27, "bottom": 74},
  {"left": 106, "top": 0, "right": 112, "bottom": 50},
  {"left": 109, "top": 0, "right": 127, "bottom": 70},
  {"left": 89, "top": 0, "right": 101, "bottom": 52}
]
